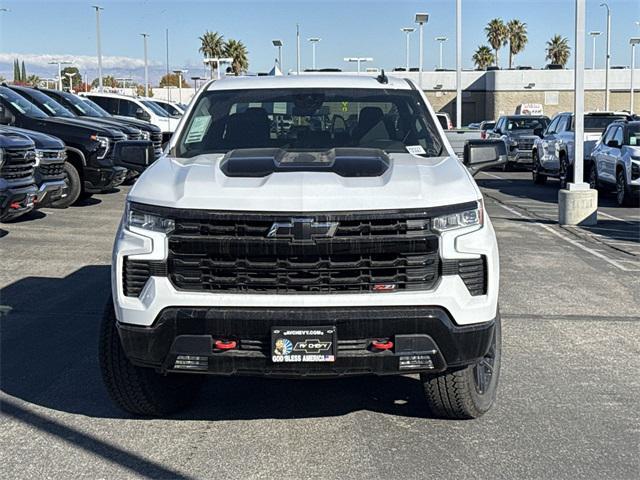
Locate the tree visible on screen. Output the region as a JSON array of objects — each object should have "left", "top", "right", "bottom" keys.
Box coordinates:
[
  {"left": 91, "top": 75, "right": 118, "bottom": 88},
  {"left": 21, "top": 61, "right": 26, "bottom": 83},
  {"left": 61, "top": 66, "right": 80, "bottom": 90},
  {"left": 159, "top": 73, "right": 191, "bottom": 88},
  {"left": 472, "top": 46, "right": 495, "bottom": 70},
  {"left": 485, "top": 18, "right": 508, "bottom": 68},
  {"left": 136, "top": 84, "right": 153, "bottom": 97},
  {"left": 546, "top": 34, "right": 571, "bottom": 67},
  {"left": 25, "top": 74, "right": 40, "bottom": 86},
  {"left": 199, "top": 31, "right": 225, "bottom": 75},
  {"left": 507, "top": 19, "right": 528, "bottom": 69},
  {"left": 224, "top": 39, "right": 249, "bottom": 76},
  {"left": 13, "top": 59, "right": 21, "bottom": 83}
]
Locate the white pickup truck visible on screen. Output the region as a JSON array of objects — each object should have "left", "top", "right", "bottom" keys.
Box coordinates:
[
  {"left": 99, "top": 73, "right": 507, "bottom": 419},
  {"left": 531, "top": 111, "right": 631, "bottom": 187}
]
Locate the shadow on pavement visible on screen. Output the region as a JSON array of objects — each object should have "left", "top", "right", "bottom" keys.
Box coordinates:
[
  {"left": 71, "top": 196, "right": 102, "bottom": 207},
  {"left": 1, "top": 266, "right": 430, "bottom": 421},
  {"left": 2, "top": 209, "right": 47, "bottom": 224}
]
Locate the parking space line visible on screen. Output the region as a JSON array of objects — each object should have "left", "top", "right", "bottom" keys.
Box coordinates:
[
  {"left": 597, "top": 211, "right": 634, "bottom": 224},
  {"left": 479, "top": 171, "right": 507, "bottom": 181},
  {"left": 494, "top": 202, "right": 636, "bottom": 272}
]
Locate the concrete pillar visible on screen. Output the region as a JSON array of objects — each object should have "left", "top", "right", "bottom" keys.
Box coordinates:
[{"left": 558, "top": 188, "right": 598, "bottom": 226}]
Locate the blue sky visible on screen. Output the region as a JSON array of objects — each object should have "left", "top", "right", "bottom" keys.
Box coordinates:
[{"left": 0, "top": 0, "right": 638, "bottom": 80}]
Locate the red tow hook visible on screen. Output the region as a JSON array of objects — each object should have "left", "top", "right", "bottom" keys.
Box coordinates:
[
  {"left": 371, "top": 340, "right": 394, "bottom": 351},
  {"left": 214, "top": 340, "right": 237, "bottom": 350}
]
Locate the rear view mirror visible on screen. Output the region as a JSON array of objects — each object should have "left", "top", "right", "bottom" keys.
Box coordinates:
[
  {"left": 112, "top": 140, "right": 155, "bottom": 172},
  {"left": 606, "top": 139, "right": 620, "bottom": 148},
  {"left": 135, "top": 108, "right": 150, "bottom": 121},
  {"left": 463, "top": 139, "right": 508, "bottom": 176}
]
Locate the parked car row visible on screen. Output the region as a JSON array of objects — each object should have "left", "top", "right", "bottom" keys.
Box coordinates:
[{"left": 0, "top": 85, "right": 178, "bottom": 222}]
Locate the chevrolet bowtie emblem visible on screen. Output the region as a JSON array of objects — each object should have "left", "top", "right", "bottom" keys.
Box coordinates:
[{"left": 267, "top": 218, "right": 339, "bottom": 241}]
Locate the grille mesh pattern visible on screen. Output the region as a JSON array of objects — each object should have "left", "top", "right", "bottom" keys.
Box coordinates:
[
  {"left": 123, "top": 258, "right": 167, "bottom": 297},
  {"left": 1, "top": 148, "right": 36, "bottom": 181},
  {"left": 442, "top": 257, "right": 487, "bottom": 296}
]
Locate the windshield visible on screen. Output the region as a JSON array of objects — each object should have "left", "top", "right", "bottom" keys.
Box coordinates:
[
  {"left": 506, "top": 117, "right": 549, "bottom": 131},
  {"left": 482, "top": 122, "right": 495, "bottom": 130},
  {"left": 19, "top": 89, "right": 75, "bottom": 118},
  {"left": 59, "top": 92, "right": 103, "bottom": 117},
  {"left": 141, "top": 100, "right": 170, "bottom": 117},
  {"left": 583, "top": 115, "right": 628, "bottom": 132},
  {"left": 0, "top": 87, "right": 48, "bottom": 119},
  {"left": 626, "top": 125, "right": 640, "bottom": 146},
  {"left": 154, "top": 101, "right": 182, "bottom": 117},
  {"left": 176, "top": 88, "right": 443, "bottom": 158},
  {"left": 80, "top": 97, "right": 110, "bottom": 117}
]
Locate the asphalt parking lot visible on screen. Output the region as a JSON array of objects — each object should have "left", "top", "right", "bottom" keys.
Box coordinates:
[{"left": 1, "top": 174, "right": 639, "bottom": 480}]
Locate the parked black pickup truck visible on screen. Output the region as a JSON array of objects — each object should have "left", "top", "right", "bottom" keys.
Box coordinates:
[
  {"left": 42, "top": 89, "right": 164, "bottom": 160},
  {"left": 0, "top": 130, "right": 38, "bottom": 222},
  {"left": 0, "top": 125, "right": 68, "bottom": 207},
  {"left": 0, "top": 86, "right": 127, "bottom": 202}
]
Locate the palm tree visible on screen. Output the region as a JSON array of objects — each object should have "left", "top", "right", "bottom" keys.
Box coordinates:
[
  {"left": 507, "top": 20, "right": 528, "bottom": 69},
  {"left": 485, "top": 18, "right": 508, "bottom": 68},
  {"left": 199, "top": 31, "right": 225, "bottom": 75},
  {"left": 224, "top": 39, "right": 249, "bottom": 76},
  {"left": 25, "top": 74, "right": 40, "bottom": 86},
  {"left": 546, "top": 34, "right": 571, "bottom": 67},
  {"left": 472, "top": 46, "right": 495, "bottom": 70}
]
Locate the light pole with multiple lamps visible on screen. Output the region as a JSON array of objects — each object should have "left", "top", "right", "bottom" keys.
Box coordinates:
[
  {"left": 401, "top": 27, "right": 415, "bottom": 71},
  {"left": 65, "top": 72, "right": 78, "bottom": 92},
  {"left": 589, "top": 31, "right": 601, "bottom": 70},
  {"left": 308, "top": 37, "right": 321, "bottom": 70},
  {"left": 92, "top": 5, "right": 104, "bottom": 91},
  {"left": 173, "top": 69, "right": 187, "bottom": 104},
  {"left": 435, "top": 36, "right": 448, "bottom": 70},
  {"left": 272, "top": 39, "right": 283, "bottom": 69},
  {"left": 191, "top": 76, "right": 204, "bottom": 91},
  {"left": 344, "top": 57, "right": 373, "bottom": 74},
  {"left": 203, "top": 58, "right": 233, "bottom": 80},
  {"left": 48, "top": 60, "right": 72, "bottom": 90},
  {"left": 415, "top": 13, "right": 429, "bottom": 89},
  {"left": 630, "top": 38, "right": 640, "bottom": 113},
  {"left": 600, "top": 2, "right": 611, "bottom": 110},
  {"left": 141, "top": 33, "right": 149, "bottom": 97}
]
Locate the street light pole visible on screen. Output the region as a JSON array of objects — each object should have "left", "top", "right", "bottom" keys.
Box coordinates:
[
  {"left": 173, "top": 69, "right": 187, "bottom": 104},
  {"left": 436, "top": 36, "right": 448, "bottom": 70},
  {"left": 308, "top": 38, "right": 321, "bottom": 70},
  {"left": 401, "top": 27, "right": 415, "bottom": 71},
  {"left": 49, "top": 61, "right": 72, "bottom": 90},
  {"left": 600, "top": 2, "right": 611, "bottom": 110},
  {"left": 296, "top": 24, "right": 301, "bottom": 75},
  {"left": 630, "top": 38, "right": 640, "bottom": 113},
  {"left": 415, "top": 13, "right": 429, "bottom": 90},
  {"left": 141, "top": 33, "right": 149, "bottom": 97},
  {"left": 92, "top": 5, "right": 104, "bottom": 91},
  {"left": 344, "top": 57, "right": 373, "bottom": 74},
  {"left": 272, "top": 40, "right": 283, "bottom": 69},
  {"left": 589, "top": 31, "right": 601, "bottom": 70},
  {"left": 65, "top": 72, "right": 78, "bottom": 91},
  {"left": 455, "top": 0, "right": 462, "bottom": 128}
]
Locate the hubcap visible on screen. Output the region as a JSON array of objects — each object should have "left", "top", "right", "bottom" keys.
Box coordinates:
[{"left": 473, "top": 332, "right": 496, "bottom": 395}]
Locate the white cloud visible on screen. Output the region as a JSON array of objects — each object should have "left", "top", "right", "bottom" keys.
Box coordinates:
[{"left": 0, "top": 53, "right": 161, "bottom": 70}]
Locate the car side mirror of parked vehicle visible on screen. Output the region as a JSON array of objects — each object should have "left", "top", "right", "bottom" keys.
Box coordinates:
[
  {"left": 463, "top": 139, "right": 508, "bottom": 176},
  {"left": 606, "top": 139, "right": 620, "bottom": 148},
  {"left": 0, "top": 105, "right": 15, "bottom": 125},
  {"left": 135, "top": 108, "right": 151, "bottom": 121},
  {"left": 112, "top": 140, "right": 155, "bottom": 173}
]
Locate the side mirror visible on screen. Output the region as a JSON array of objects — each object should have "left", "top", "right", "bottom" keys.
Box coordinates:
[
  {"left": 135, "top": 108, "right": 150, "bottom": 121},
  {"left": 0, "top": 104, "right": 15, "bottom": 125},
  {"left": 606, "top": 139, "right": 620, "bottom": 148},
  {"left": 112, "top": 140, "right": 155, "bottom": 173},
  {"left": 463, "top": 139, "right": 508, "bottom": 176},
  {"left": 533, "top": 127, "right": 544, "bottom": 138}
]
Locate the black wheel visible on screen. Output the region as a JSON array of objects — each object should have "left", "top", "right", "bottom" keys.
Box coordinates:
[
  {"left": 588, "top": 162, "right": 599, "bottom": 190},
  {"left": 48, "top": 162, "right": 81, "bottom": 208},
  {"left": 99, "top": 296, "right": 204, "bottom": 416},
  {"left": 616, "top": 169, "right": 633, "bottom": 207},
  {"left": 559, "top": 154, "right": 572, "bottom": 189},
  {"left": 532, "top": 151, "right": 547, "bottom": 185},
  {"left": 420, "top": 311, "right": 501, "bottom": 419}
]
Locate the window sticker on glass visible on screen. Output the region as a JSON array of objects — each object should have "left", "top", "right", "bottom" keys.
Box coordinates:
[
  {"left": 406, "top": 145, "right": 426, "bottom": 155},
  {"left": 185, "top": 116, "right": 211, "bottom": 144},
  {"left": 273, "top": 102, "right": 287, "bottom": 115}
]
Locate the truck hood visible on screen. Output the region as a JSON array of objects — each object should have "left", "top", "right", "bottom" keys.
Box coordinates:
[
  {"left": 0, "top": 125, "right": 64, "bottom": 149},
  {"left": 42, "top": 117, "right": 122, "bottom": 137},
  {"left": 129, "top": 152, "right": 481, "bottom": 212}
]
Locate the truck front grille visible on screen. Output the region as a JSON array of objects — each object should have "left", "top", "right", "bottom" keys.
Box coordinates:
[
  {"left": 162, "top": 208, "right": 451, "bottom": 294},
  {"left": 1, "top": 148, "right": 36, "bottom": 181},
  {"left": 151, "top": 132, "right": 163, "bottom": 157},
  {"left": 123, "top": 258, "right": 167, "bottom": 297}
]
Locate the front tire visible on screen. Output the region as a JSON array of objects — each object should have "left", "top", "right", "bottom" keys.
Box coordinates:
[
  {"left": 616, "top": 169, "right": 633, "bottom": 207},
  {"left": 48, "top": 162, "right": 81, "bottom": 208},
  {"left": 420, "top": 312, "right": 501, "bottom": 419},
  {"left": 588, "top": 162, "right": 599, "bottom": 190},
  {"left": 559, "top": 154, "right": 572, "bottom": 189},
  {"left": 99, "top": 296, "right": 204, "bottom": 416},
  {"left": 532, "top": 151, "right": 547, "bottom": 185}
]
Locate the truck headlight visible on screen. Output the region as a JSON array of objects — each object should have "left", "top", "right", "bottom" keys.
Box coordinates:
[
  {"left": 432, "top": 202, "right": 483, "bottom": 232},
  {"left": 91, "top": 135, "right": 110, "bottom": 159},
  {"left": 124, "top": 202, "right": 175, "bottom": 233},
  {"left": 141, "top": 130, "right": 151, "bottom": 140}
]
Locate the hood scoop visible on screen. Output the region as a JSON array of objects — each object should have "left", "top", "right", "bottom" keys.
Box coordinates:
[{"left": 220, "top": 148, "right": 390, "bottom": 178}]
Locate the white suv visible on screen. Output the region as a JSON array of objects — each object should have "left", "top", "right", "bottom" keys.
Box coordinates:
[
  {"left": 100, "top": 74, "right": 506, "bottom": 419},
  {"left": 81, "top": 92, "right": 180, "bottom": 144}
]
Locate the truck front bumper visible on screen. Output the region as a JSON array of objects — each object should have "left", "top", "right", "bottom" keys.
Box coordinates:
[
  {"left": 117, "top": 306, "right": 496, "bottom": 377},
  {"left": 0, "top": 184, "right": 38, "bottom": 221},
  {"left": 35, "top": 179, "right": 67, "bottom": 205}
]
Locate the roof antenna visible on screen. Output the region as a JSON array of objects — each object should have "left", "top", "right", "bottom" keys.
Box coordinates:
[{"left": 376, "top": 69, "right": 388, "bottom": 84}]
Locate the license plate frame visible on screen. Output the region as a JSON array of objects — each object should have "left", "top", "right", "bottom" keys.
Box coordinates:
[{"left": 271, "top": 326, "right": 336, "bottom": 363}]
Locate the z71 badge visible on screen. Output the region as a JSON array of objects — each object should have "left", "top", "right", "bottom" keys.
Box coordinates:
[{"left": 271, "top": 327, "right": 336, "bottom": 363}]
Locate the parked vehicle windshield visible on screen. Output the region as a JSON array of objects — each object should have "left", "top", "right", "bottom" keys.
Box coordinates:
[
  {"left": 58, "top": 92, "right": 103, "bottom": 117},
  {"left": 0, "top": 87, "right": 48, "bottom": 119},
  {"left": 21, "top": 89, "right": 75, "bottom": 118},
  {"left": 176, "top": 88, "right": 443, "bottom": 158},
  {"left": 141, "top": 100, "right": 170, "bottom": 117},
  {"left": 506, "top": 117, "right": 549, "bottom": 131},
  {"left": 583, "top": 115, "right": 628, "bottom": 132},
  {"left": 80, "top": 97, "right": 111, "bottom": 117}
]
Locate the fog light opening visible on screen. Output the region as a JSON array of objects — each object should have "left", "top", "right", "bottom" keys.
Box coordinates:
[
  {"left": 399, "top": 354, "right": 434, "bottom": 370},
  {"left": 174, "top": 355, "right": 208, "bottom": 371}
]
